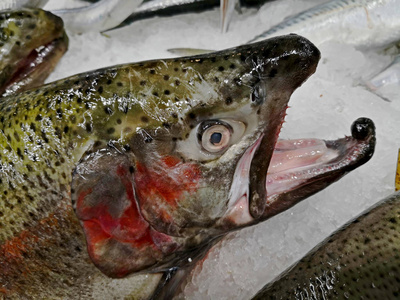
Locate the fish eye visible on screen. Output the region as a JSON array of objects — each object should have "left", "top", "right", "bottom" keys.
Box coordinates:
[{"left": 198, "top": 120, "right": 232, "bottom": 153}]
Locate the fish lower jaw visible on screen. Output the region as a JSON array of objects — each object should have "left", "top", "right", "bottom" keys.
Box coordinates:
[{"left": 263, "top": 117, "right": 376, "bottom": 215}]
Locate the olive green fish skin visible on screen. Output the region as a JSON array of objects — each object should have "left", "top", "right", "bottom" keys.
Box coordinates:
[
  {"left": 0, "top": 35, "right": 320, "bottom": 298},
  {"left": 0, "top": 9, "right": 68, "bottom": 97},
  {"left": 253, "top": 192, "right": 400, "bottom": 300}
]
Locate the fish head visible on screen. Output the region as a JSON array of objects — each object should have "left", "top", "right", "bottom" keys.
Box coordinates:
[
  {"left": 127, "top": 35, "right": 321, "bottom": 236},
  {"left": 0, "top": 8, "right": 68, "bottom": 97},
  {"left": 71, "top": 35, "right": 375, "bottom": 278}
]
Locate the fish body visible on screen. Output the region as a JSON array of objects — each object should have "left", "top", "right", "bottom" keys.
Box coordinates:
[
  {"left": 249, "top": 0, "right": 400, "bottom": 49},
  {"left": 366, "top": 55, "right": 400, "bottom": 91},
  {"left": 252, "top": 191, "right": 400, "bottom": 299},
  {"left": 0, "top": 0, "right": 48, "bottom": 10},
  {"left": 51, "top": 0, "right": 142, "bottom": 33},
  {"left": 0, "top": 35, "right": 375, "bottom": 298},
  {"left": 0, "top": 9, "right": 68, "bottom": 98}
]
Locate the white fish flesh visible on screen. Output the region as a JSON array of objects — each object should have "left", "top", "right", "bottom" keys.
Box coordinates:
[{"left": 249, "top": 0, "right": 400, "bottom": 49}]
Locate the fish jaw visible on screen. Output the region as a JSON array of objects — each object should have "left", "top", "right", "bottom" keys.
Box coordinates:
[
  {"left": 0, "top": 9, "right": 68, "bottom": 97},
  {"left": 220, "top": 118, "right": 376, "bottom": 227}
]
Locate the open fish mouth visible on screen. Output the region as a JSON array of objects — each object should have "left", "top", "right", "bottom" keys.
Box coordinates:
[
  {"left": 0, "top": 33, "right": 68, "bottom": 97},
  {"left": 226, "top": 117, "right": 376, "bottom": 225}
]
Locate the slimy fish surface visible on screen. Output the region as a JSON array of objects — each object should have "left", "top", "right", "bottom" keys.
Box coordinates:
[
  {"left": 252, "top": 191, "right": 400, "bottom": 300},
  {"left": 249, "top": 0, "right": 400, "bottom": 49},
  {"left": 0, "top": 35, "right": 375, "bottom": 298},
  {"left": 0, "top": 9, "right": 68, "bottom": 98}
]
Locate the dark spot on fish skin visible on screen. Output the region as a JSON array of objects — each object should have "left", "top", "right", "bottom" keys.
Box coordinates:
[
  {"left": 182, "top": 68, "right": 187, "bottom": 73},
  {"left": 35, "top": 114, "right": 42, "bottom": 121},
  {"left": 28, "top": 24, "right": 36, "bottom": 29},
  {"left": 163, "top": 75, "right": 170, "bottom": 81},
  {"left": 56, "top": 108, "right": 63, "bottom": 118},
  {"left": 25, "top": 35, "right": 31, "bottom": 40},
  {"left": 240, "top": 54, "right": 246, "bottom": 62},
  {"left": 174, "top": 67, "right": 179, "bottom": 71},
  {"left": 123, "top": 144, "right": 130, "bottom": 151},
  {"left": 15, "top": 21, "right": 21, "bottom": 27},
  {"left": 15, "top": 41, "right": 20, "bottom": 46},
  {"left": 163, "top": 123, "right": 170, "bottom": 129},
  {"left": 175, "top": 80, "right": 180, "bottom": 86},
  {"left": 116, "top": 119, "right": 122, "bottom": 124},
  {"left": 86, "top": 123, "right": 92, "bottom": 133},
  {"left": 140, "top": 80, "right": 146, "bottom": 86},
  {"left": 144, "top": 136, "right": 153, "bottom": 143},
  {"left": 117, "top": 82, "right": 123, "bottom": 87},
  {"left": 389, "top": 217, "right": 397, "bottom": 223},
  {"left": 141, "top": 116, "right": 149, "bottom": 123},
  {"left": 225, "top": 97, "right": 233, "bottom": 105},
  {"left": 189, "top": 113, "right": 196, "bottom": 119},
  {"left": 107, "top": 128, "right": 115, "bottom": 134},
  {"left": 172, "top": 113, "right": 178, "bottom": 118},
  {"left": 13, "top": 131, "right": 20, "bottom": 142},
  {"left": 269, "top": 69, "right": 278, "bottom": 78},
  {"left": 213, "top": 77, "right": 219, "bottom": 83},
  {"left": 98, "top": 86, "right": 103, "bottom": 94},
  {"left": 153, "top": 92, "right": 159, "bottom": 97},
  {"left": 104, "top": 107, "right": 113, "bottom": 115},
  {"left": 229, "top": 64, "right": 236, "bottom": 69},
  {"left": 150, "top": 69, "right": 155, "bottom": 74},
  {"left": 211, "top": 57, "right": 216, "bottom": 63},
  {"left": 129, "top": 166, "right": 134, "bottom": 173},
  {"left": 164, "top": 90, "right": 170, "bottom": 95},
  {"left": 172, "top": 137, "right": 178, "bottom": 142}
]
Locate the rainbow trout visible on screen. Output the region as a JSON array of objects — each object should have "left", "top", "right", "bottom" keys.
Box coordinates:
[
  {"left": 0, "top": 8, "right": 68, "bottom": 98},
  {"left": 0, "top": 35, "right": 375, "bottom": 298},
  {"left": 252, "top": 191, "right": 400, "bottom": 299}
]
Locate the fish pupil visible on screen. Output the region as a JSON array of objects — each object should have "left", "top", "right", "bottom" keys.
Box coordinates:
[{"left": 210, "top": 132, "right": 222, "bottom": 145}]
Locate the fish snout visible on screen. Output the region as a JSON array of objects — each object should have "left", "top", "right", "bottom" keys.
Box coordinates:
[{"left": 244, "top": 34, "right": 321, "bottom": 97}]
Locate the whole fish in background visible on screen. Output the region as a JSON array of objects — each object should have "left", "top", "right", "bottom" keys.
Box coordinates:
[
  {"left": 0, "top": 0, "right": 48, "bottom": 10},
  {"left": 365, "top": 55, "right": 400, "bottom": 92},
  {"left": 0, "top": 9, "right": 68, "bottom": 98},
  {"left": 50, "top": 0, "right": 142, "bottom": 33},
  {"left": 249, "top": 0, "right": 400, "bottom": 49},
  {"left": 252, "top": 191, "right": 400, "bottom": 300},
  {"left": 0, "top": 35, "right": 375, "bottom": 298}
]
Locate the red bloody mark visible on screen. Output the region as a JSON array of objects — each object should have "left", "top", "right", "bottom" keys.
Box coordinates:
[
  {"left": 2, "top": 231, "right": 39, "bottom": 261},
  {"left": 134, "top": 155, "right": 201, "bottom": 208},
  {"left": 76, "top": 163, "right": 179, "bottom": 277}
]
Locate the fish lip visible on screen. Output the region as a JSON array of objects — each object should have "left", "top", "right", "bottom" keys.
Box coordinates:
[
  {"left": 261, "top": 117, "right": 376, "bottom": 219},
  {"left": 0, "top": 31, "right": 68, "bottom": 97}
]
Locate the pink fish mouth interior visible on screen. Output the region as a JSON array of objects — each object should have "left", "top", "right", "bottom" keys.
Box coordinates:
[
  {"left": 266, "top": 138, "right": 343, "bottom": 197},
  {"left": 0, "top": 33, "right": 68, "bottom": 97},
  {"left": 224, "top": 117, "right": 375, "bottom": 225}
]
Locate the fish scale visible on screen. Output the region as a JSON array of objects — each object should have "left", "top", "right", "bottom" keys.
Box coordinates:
[{"left": 252, "top": 192, "right": 400, "bottom": 299}]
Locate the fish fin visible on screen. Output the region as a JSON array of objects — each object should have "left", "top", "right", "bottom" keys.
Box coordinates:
[
  {"left": 71, "top": 148, "right": 175, "bottom": 278},
  {"left": 220, "top": 0, "right": 237, "bottom": 32},
  {"left": 167, "top": 48, "right": 215, "bottom": 56}
]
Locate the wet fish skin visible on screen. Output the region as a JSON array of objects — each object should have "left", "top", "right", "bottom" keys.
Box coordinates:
[
  {"left": 252, "top": 192, "right": 400, "bottom": 300},
  {"left": 0, "top": 8, "right": 68, "bottom": 97}
]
